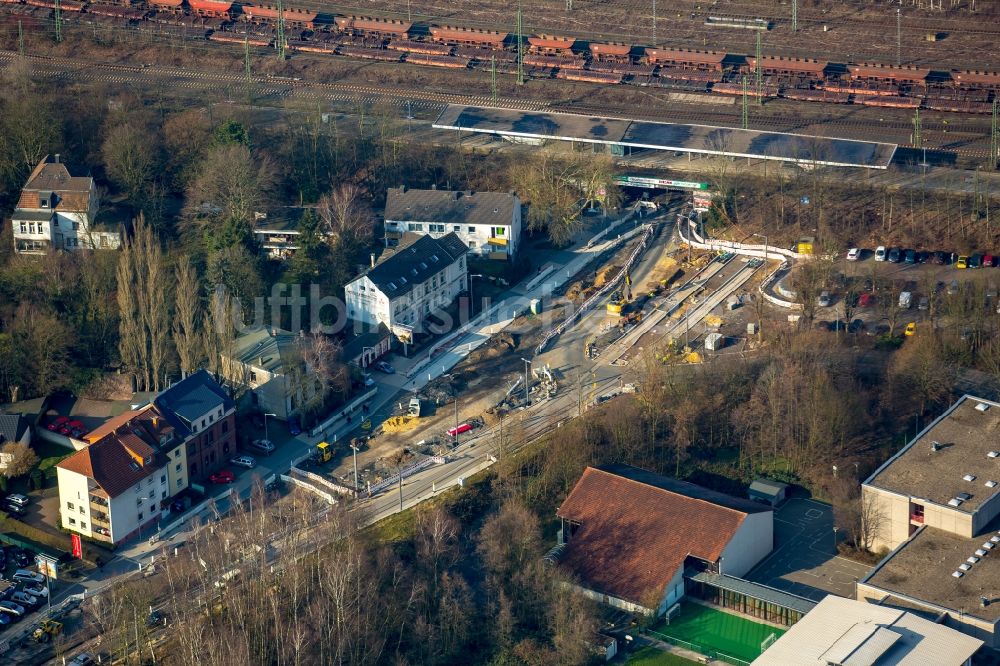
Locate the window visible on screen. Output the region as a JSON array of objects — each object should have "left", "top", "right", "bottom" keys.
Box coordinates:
[
  {"left": 176, "top": 479, "right": 183, "bottom": 488},
  {"left": 223, "top": 443, "right": 230, "bottom": 454},
  {"left": 67, "top": 502, "right": 75, "bottom": 511},
  {"left": 453, "top": 225, "right": 460, "bottom": 232},
  {"left": 19, "top": 222, "right": 26, "bottom": 234},
  {"left": 69, "top": 518, "right": 76, "bottom": 526},
  {"left": 28, "top": 222, "right": 35, "bottom": 234},
  {"left": 200, "top": 419, "right": 206, "bottom": 429},
  {"left": 250, "top": 371, "right": 258, "bottom": 383},
  {"left": 137, "top": 497, "right": 143, "bottom": 506},
  {"left": 161, "top": 491, "right": 167, "bottom": 500},
  {"left": 80, "top": 522, "right": 87, "bottom": 530},
  {"left": 911, "top": 503, "right": 925, "bottom": 524},
  {"left": 222, "top": 421, "right": 229, "bottom": 434},
  {"left": 160, "top": 475, "right": 166, "bottom": 484},
  {"left": 493, "top": 227, "right": 505, "bottom": 236},
  {"left": 429, "top": 224, "right": 445, "bottom": 233},
  {"left": 469, "top": 241, "right": 477, "bottom": 249},
  {"left": 72, "top": 221, "right": 80, "bottom": 231},
  {"left": 79, "top": 506, "right": 85, "bottom": 514},
  {"left": 217, "top": 408, "right": 222, "bottom": 418},
  {"left": 148, "top": 489, "right": 154, "bottom": 499},
  {"left": 138, "top": 513, "right": 143, "bottom": 521},
  {"left": 408, "top": 223, "right": 423, "bottom": 232},
  {"left": 148, "top": 478, "right": 154, "bottom": 486},
  {"left": 175, "top": 463, "right": 182, "bottom": 472},
  {"left": 209, "top": 415, "right": 214, "bottom": 424},
  {"left": 468, "top": 226, "right": 475, "bottom": 233}
]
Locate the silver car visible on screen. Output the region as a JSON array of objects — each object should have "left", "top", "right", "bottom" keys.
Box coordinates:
[
  {"left": 230, "top": 456, "right": 256, "bottom": 469},
  {"left": 0, "top": 601, "right": 26, "bottom": 617},
  {"left": 10, "top": 591, "right": 38, "bottom": 607}
]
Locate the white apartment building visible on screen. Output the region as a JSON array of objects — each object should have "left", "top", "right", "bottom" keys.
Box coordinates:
[
  {"left": 57, "top": 434, "right": 169, "bottom": 544},
  {"left": 383, "top": 187, "right": 521, "bottom": 259},
  {"left": 345, "top": 232, "right": 469, "bottom": 334},
  {"left": 11, "top": 154, "right": 122, "bottom": 254}
]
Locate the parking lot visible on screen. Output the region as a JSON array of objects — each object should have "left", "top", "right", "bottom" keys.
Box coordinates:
[{"left": 746, "top": 498, "right": 871, "bottom": 602}]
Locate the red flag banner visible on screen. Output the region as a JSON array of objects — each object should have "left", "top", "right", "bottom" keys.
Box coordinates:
[{"left": 71, "top": 534, "right": 82, "bottom": 559}]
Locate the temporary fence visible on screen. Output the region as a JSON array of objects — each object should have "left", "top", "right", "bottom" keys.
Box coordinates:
[
  {"left": 536, "top": 224, "right": 655, "bottom": 354},
  {"left": 367, "top": 456, "right": 442, "bottom": 496},
  {"left": 647, "top": 628, "right": 752, "bottom": 666}
]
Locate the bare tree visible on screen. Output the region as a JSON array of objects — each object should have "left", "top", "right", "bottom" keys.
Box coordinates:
[
  {"left": 102, "top": 122, "right": 159, "bottom": 205},
  {"left": 316, "top": 183, "right": 375, "bottom": 247},
  {"left": 172, "top": 256, "right": 202, "bottom": 377}
]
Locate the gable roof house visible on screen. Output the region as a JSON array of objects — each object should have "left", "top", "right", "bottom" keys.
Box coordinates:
[
  {"left": 0, "top": 413, "right": 32, "bottom": 474},
  {"left": 345, "top": 232, "right": 469, "bottom": 337},
  {"left": 11, "top": 154, "right": 122, "bottom": 254},
  {"left": 384, "top": 187, "right": 521, "bottom": 259},
  {"left": 552, "top": 465, "right": 774, "bottom": 616},
  {"left": 221, "top": 326, "right": 321, "bottom": 421}
]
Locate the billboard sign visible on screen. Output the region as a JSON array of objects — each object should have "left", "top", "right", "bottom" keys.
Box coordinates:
[
  {"left": 614, "top": 175, "right": 709, "bottom": 190},
  {"left": 37, "top": 554, "right": 58, "bottom": 580}
]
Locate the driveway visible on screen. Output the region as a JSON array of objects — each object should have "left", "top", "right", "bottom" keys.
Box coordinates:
[{"left": 746, "top": 498, "right": 873, "bottom": 601}]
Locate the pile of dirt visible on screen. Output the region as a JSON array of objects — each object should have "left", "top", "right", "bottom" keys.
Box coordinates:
[
  {"left": 594, "top": 264, "right": 621, "bottom": 289},
  {"left": 466, "top": 332, "right": 517, "bottom": 365}
]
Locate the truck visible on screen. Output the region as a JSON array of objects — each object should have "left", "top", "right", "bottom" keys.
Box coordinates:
[
  {"left": 407, "top": 398, "right": 421, "bottom": 418},
  {"left": 314, "top": 441, "right": 332, "bottom": 464}
]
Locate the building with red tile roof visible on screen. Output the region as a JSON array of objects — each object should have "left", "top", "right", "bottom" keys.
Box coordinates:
[{"left": 552, "top": 465, "right": 773, "bottom": 615}]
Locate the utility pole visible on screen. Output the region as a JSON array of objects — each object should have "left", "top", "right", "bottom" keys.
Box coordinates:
[
  {"left": 792, "top": 0, "right": 797, "bottom": 32},
  {"left": 244, "top": 35, "right": 253, "bottom": 106},
  {"left": 896, "top": 7, "right": 903, "bottom": 65},
  {"left": 54, "top": 0, "right": 62, "bottom": 43},
  {"left": 516, "top": 7, "right": 524, "bottom": 85},
  {"left": 454, "top": 396, "right": 460, "bottom": 446},
  {"left": 741, "top": 75, "right": 749, "bottom": 129},
  {"left": 991, "top": 98, "right": 999, "bottom": 170},
  {"left": 491, "top": 55, "right": 497, "bottom": 105},
  {"left": 755, "top": 31, "right": 763, "bottom": 105},
  {"left": 276, "top": 0, "right": 286, "bottom": 60},
  {"left": 652, "top": 0, "right": 657, "bottom": 45},
  {"left": 912, "top": 107, "right": 921, "bottom": 148},
  {"left": 521, "top": 358, "right": 531, "bottom": 406}
]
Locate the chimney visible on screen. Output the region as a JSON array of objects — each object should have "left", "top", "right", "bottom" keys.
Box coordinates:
[
  {"left": 152, "top": 416, "right": 159, "bottom": 428},
  {"left": 370, "top": 253, "right": 376, "bottom": 268},
  {"left": 54, "top": 154, "right": 60, "bottom": 163}
]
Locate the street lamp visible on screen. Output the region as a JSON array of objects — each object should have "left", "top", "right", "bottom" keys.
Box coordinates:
[
  {"left": 521, "top": 358, "right": 531, "bottom": 406},
  {"left": 263, "top": 412, "right": 277, "bottom": 444},
  {"left": 752, "top": 232, "right": 768, "bottom": 264},
  {"left": 469, "top": 274, "right": 484, "bottom": 317},
  {"left": 350, "top": 440, "right": 360, "bottom": 491}
]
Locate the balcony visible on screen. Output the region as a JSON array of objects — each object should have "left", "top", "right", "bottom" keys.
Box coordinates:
[
  {"left": 90, "top": 494, "right": 109, "bottom": 508},
  {"left": 488, "top": 236, "right": 508, "bottom": 246},
  {"left": 91, "top": 511, "right": 110, "bottom": 525}
]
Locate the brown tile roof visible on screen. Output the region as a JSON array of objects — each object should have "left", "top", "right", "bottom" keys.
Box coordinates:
[
  {"left": 57, "top": 434, "right": 162, "bottom": 498},
  {"left": 556, "top": 466, "right": 766, "bottom": 606},
  {"left": 16, "top": 155, "right": 93, "bottom": 212},
  {"left": 84, "top": 404, "right": 175, "bottom": 447}
]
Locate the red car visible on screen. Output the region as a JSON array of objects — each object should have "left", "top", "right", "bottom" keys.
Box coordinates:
[
  {"left": 984, "top": 254, "right": 995, "bottom": 268},
  {"left": 446, "top": 423, "right": 474, "bottom": 437},
  {"left": 858, "top": 293, "right": 874, "bottom": 308},
  {"left": 209, "top": 470, "right": 235, "bottom": 484},
  {"left": 47, "top": 416, "right": 69, "bottom": 432},
  {"left": 59, "top": 420, "right": 85, "bottom": 437}
]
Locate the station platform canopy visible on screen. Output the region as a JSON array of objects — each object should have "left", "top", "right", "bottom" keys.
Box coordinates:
[{"left": 433, "top": 105, "right": 897, "bottom": 169}]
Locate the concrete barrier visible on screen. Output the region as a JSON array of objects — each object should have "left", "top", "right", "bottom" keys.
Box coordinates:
[
  {"left": 678, "top": 215, "right": 811, "bottom": 262},
  {"left": 291, "top": 467, "right": 356, "bottom": 496},
  {"left": 280, "top": 474, "right": 337, "bottom": 504}
]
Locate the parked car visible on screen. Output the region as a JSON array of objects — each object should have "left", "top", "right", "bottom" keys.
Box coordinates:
[
  {"left": 0, "top": 613, "right": 10, "bottom": 626},
  {"left": 916, "top": 250, "right": 929, "bottom": 263},
  {"left": 948, "top": 279, "right": 960, "bottom": 295},
  {"left": 12, "top": 549, "right": 33, "bottom": 567},
  {"left": 6, "top": 494, "right": 29, "bottom": 507},
  {"left": 985, "top": 254, "right": 996, "bottom": 267},
  {"left": 899, "top": 291, "right": 913, "bottom": 309},
  {"left": 446, "top": 423, "right": 474, "bottom": 437},
  {"left": 918, "top": 296, "right": 929, "bottom": 311},
  {"left": 933, "top": 251, "right": 948, "bottom": 265},
  {"left": 288, "top": 417, "right": 301, "bottom": 436},
  {"left": 858, "top": 293, "right": 874, "bottom": 308},
  {"left": 904, "top": 249, "right": 917, "bottom": 264},
  {"left": 374, "top": 361, "right": 395, "bottom": 374},
  {"left": 888, "top": 247, "right": 902, "bottom": 263},
  {"left": 209, "top": 470, "right": 235, "bottom": 484},
  {"left": 249, "top": 439, "right": 275, "bottom": 455},
  {"left": 230, "top": 456, "right": 256, "bottom": 469},
  {"left": 970, "top": 254, "right": 983, "bottom": 268},
  {"left": 23, "top": 583, "right": 47, "bottom": 598},
  {"left": 363, "top": 374, "right": 376, "bottom": 387},
  {"left": 0, "top": 601, "right": 25, "bottom": 617},
  {"left": 4, "top": 502, "right": 26, "bottom": 516},
  {"left": 10, "top": 591, "right": 38, "bottom": 607},
  {"left": 818, "top": 291, "right": 832, "bottom": 307},
  {"left": 68, "top": 653, "right": 95, "bottom": 666},
  {"left": 848, "top": 319, "right": 865, "bottom": 334},
  {"left": 46, "top": 416, "right": 69, "bottom": 432},
  {"left": 874, "top": 246, "right": 887, "bottom": 262},
  {"left": 956, "top": 255, "right": 969, "bottom": 269},
  {"left": 846, "top": 247, "right": 860, "bottom": 261},
  {"left": 12, "top": 570, "right": 44, "bottom": 584}
]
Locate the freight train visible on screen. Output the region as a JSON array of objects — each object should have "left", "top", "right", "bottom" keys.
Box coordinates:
[{"left": 1, "top": 0, "right": 998, "bottom": 114}]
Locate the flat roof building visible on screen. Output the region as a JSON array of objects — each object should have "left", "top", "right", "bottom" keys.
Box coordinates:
[
  {"left": 752, "top": 595, "right": 982, "bottom": 665},
  {"left": 859, "top": 395, "right": 1000, "bottom": 649}
]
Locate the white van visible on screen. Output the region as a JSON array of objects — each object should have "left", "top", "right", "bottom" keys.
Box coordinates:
[
  {"left": 899, "top": 291, "right": 913, "bottom": 309},
  {"left": 874, "top": 246, "right": 887, "bottom": 262}
]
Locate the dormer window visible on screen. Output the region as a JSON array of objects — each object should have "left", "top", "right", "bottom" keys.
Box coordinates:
[
  {"left": 144, "top": 456, "right": 152, "bottom": 465},
  {"left": 40, "top": 197, "right": 48, "bottom": 208}
]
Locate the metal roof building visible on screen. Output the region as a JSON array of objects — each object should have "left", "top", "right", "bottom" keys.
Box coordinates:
[
  {"left": 752, "top": 595, "right": 982, "bottom": 666},
  {"left": 433, "top": 105, "right": 897, "bottom": 169}
]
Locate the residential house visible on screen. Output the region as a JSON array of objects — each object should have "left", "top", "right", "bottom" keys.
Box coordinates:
[
  {"left": 153, "top": 370, "right": 237, "bottom": 483},
  {"left": 384, "top": 187, "right": 521, "bottom": 259},
  {"left": 222, "top": 326, "right": 320, "bottom": 421},
  {"left": 550, "top": 465, "right": 774, "bottom": 616},
  {"left": 344, "top": 233, "right": 469, "bottom": 335},
  {"left": 752, "top": 595, "right": 982, "bottom": 666},
  {"left": 82, "top": 404, "right": 189, "bottom": 497},
  {"left": 0, "top": 413, "right": 31, "bottom": 474},
  {"left": 11, "top": 154, "right": 122, "bottom": 254},
  {"left": 341, "top": 320, "right": 393, "bottom": 369},
  {"left": 252, "top": 207, "right": 326, "bottom": 259},
  {"left": 857, "top": 395, "right": 1000, "bottom": 648},
  {"left": 57, "top": 429, "right": 169, "bottom": 544}
]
